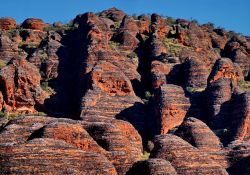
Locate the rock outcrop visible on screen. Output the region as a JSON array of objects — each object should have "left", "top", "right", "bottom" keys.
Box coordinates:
[
  {"left": 0, "top": 138, "right": 117, "bottom": 175},
  {"left": 21, "top": 18, "right": 47, "bottom": 31},
  {"left": 153, "top": 84, "right": 190, "bottom": 134},
  {"left": 0, "top": 9, "right": 249, "bottom": 175},
  {"left": 151, "top": 134, "right": 228, "bottom": 175},
  {"left": 0, "top": 57, "right": 48, "bottom": 113},
  {"left": 127, "top": 158, "right": 177, "bottom": 175},
  {"left": 0, "top": 17, "right": 16, "bottom": 31},
  {"left": 230, "top": 91, "right": 250, "bottom": 143}
]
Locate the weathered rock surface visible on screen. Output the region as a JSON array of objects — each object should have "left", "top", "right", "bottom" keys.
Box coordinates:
[
  {"left": 81, "top": 61, "right": 142, "bottom": 119},
  {"left": 153, "top": 84, "right": 190, "bottom": 134},
  {"left": 0, "top": 57, "right": 48, "bottom": 113},
  {"left": 184, "top": 58, "right": 209, "bottom": 89},
  {"left": 208, "top": 58, "right": 243, "bottom": 84},
  {"left": 230, "top": 91, "right": 250, "bottom": 143},
  {"left": 151, "top": 134, "right": 228, "bottom": 175},
  {"left": 0, "top": 34, "right": 18, "bottom": 62},
  {"left": 100, "top": 8, "right": 126, "bottom": 22},
  {"left": 83, "top": 119, "right": 143, "bottom": 175},
  {"left": 21, "top": 18, "right": 47, "bottom": 31},
  {"left": 0, "top": 17, "right": 16, "bottom": 31},
  {"left": 0, "top": 9, "right": 249, "bottom": 175},
  {"left": 206, "top": 78, "right": 234, "bottom": 129},
  {"left": 0, "top": 138, "right": 117, "bottom": 175},
  {"left": 37, "top": 122, "right": 107, "bottom": 155},
  {"left": 176, "top": 117, "right": 222, "bottom": 151},
  {"left": 127, "top": 158, "right": 177, "bottom": 175}
]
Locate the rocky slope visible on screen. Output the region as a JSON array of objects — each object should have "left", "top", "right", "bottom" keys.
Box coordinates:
[{"left": 0, "top": 8, "right": 250, "bottom": 175}]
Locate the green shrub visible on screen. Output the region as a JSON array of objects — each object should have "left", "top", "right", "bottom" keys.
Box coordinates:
[
  {"left": 165, "top": 17, "right": 176, "bottom": 26},
  {"left": 41, "top": 81, "right": 50, "bottom": 92},
  {"left": 190, "top": 18, "right": 199, "bottom": 24},
  {"left": 6, "top": 29, "right": 19, "bottom": 38},
  {"left": 127, "top": 52, "right": 138, "bottom": 59},
  {"left": 141, "top": 151, "right": 150, "bottom": 161},
  {"left": 0, "top": 111, "right": 5, "bottom": 118},
  {"left": 163, "top": 38, "right": 185, "bottom": 56},
  {"left": 145, "top": 91, "right": 152, "bottom": 100},
  {"left": 186, "top": 87, "right": 205, "bottom": 93},
  {"left": 0, "top": 60, "right": 8, "bottom": 69},
  {"left": 213, "top": 48, "right": 221, "bottom": 54},
  {"left": 44, "top": 20, "right": 77, "bottom": 32},
  {"left": 8, "top": 112, "right": 24, "bottom": 121},
  {"left": 108, "top": 41, "right": 120, "bottom": 49},
  {"left": 213, "top": 128, "right": 229, "bottom": 137},
  {"left": 227, "top": 31, "right": 235, "bottom": 41},
  {"left": 238, "top": 80, "right": 250, "bottom": 91}
]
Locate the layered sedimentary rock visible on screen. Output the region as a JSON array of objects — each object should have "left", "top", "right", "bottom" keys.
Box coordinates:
[
  {"left": 100, "top": 8, "right": 126, "bottom": 22},
  {"left": 175, "top": 117, "right": 222, "bottom": 151},
  {"left": 115, "top": 16, "right": 139, "bottom": 50},
  {"left": 150, "top": 60, "right": 174, "bottom": 89},
  {"left": 224, "top": 37, "right": 250, "bottom": 77},
  {"left": 0, "top": 116, "right": 143, "bottom": 175},
  {"left": 230, "top": 91, "right": 250, "bottom": 143},
  {"left": 151, "top": 14, "right": 170, "bottom": 39},
  {"left": 29, "top": 31, "right": 66, "bottom": 80},
  {"left": 0, "top": 8, "right": 249, "bottom": 175},
  {"left": 226, "top": 140, "right": 250, "bottom": 175},
  {"left": 81, "top": 61, "right": 142, "bottom": 119},
  {"left": 0, "top": 33, "right": 18, "bottom": 62},
  {"left": 0, "top": 17, "right": 16, "bottom": 31},
  {"left": 151, "top": 134, "right": 228, "bottom": 175},
  {"left": 153, "top": 84, "right": 190, "bottom": 134},
  {"left": 175, "top": 117, "right": 229, "bottom": 168},
  {"left": 184, "top": 58, "right": 209, "bottom": 89},
  {"left": 21, "top": 18, "right": 47, "bottom": 31},
  {"left": 208, "top": 58, "right": 243, "bottom": 84},
  {"left": 206, "top": 78, "right": 233, "bottom": 129},
  {"left": 38, "top": 122, "right": 107, "bottom": 155},
  {"left": 127, "top": 158, "right": 177, "bottom": 175},
  {"left": 0, "top": 116, "right": 54, "bottom": 145},
  {"left": 83, "top": 119, "right": 143, "bottom": 175},
  {"left": 0, "top": 57, "right": 48, "bottom": 113},
  {"left": 0, "top": 138, "right": 117, "bottom": 175}
]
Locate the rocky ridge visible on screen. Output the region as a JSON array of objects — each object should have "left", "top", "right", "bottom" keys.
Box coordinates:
[{"left": 0, "top": 8, "right": 250, "bottom": 175}]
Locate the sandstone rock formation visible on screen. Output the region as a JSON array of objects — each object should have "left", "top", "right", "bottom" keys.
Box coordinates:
[
  {"left": 153, "top": 84, "right": 190, "bottom": 134},
  {"left": 21, "top": 18, "right": 47, "bottom": 31},
  {"left": 0, "top": 138, "right": 117, "bottom": 175},
  {"left": 175, "top": 117, "right": 222, "bottom": 151},
  {"left": 0, "top": 56, "right": 48, "bottom": 113},
  {"left": 151, "top": 134, "right": 228, "bottom": 175},
  {"left": 230, "top": 91, "right": 250, "bottom": 143},
  {"left": 0, "top": 17, "right": 16, "bottom": 31},
  {"left": 0, "top": 8, "right": 249, "bottom": 175},
  {"left": 127, "top": 158, "right": 177, "bottom": 175},
  {"left": 0, "top": 33, "right": 18, "bottom": 62}
]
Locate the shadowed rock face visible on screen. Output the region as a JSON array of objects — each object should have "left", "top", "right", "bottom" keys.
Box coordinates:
[
  {"left": 230, "top": 91, "right": 250, "bottom": 143},
  {"left": 0, "top": 34, "right": 18, "bottom": 62},
  {"left": 127, "top": 158, "right": 177, "bottom": 175},
  {"left": 153, "top": 84, "right": 190, "bottom": 134},
  {"left": 175, "top": 117, "right": 222, "bottom": 151},
  {"left": 206, "top": 78, "right": 233, "bottom": 129},
  {"left": 0, "top": 57, "right": 48, "bottom": 113},
  {"left": 0, "top": 8, "right": 250, "bottom": 175},
  {"left": 83, "top": 119, "right": 143, "bottom": 175},
  {"left": 151, "top": 134, "right": 228, "bottom": 175},
  {"left": 0, "top": 116, "right": 142, "bottom": 175}
]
